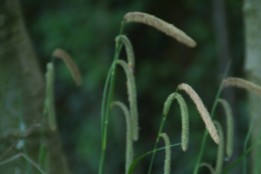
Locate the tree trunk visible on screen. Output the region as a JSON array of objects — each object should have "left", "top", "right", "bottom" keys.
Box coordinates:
[
  {"left": 0, "top": 0, "right": 70, "bottom": 173},
  {"left": 212, "top": 0, "right": 238, "bottom": 173},
  {"left": 243, "top": 0, "right": 261, "bottom": 173}
]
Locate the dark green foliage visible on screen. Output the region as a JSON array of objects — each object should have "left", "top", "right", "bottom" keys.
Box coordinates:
[{"left": 18, "top": 0, "right": 246, "bottom": 173}]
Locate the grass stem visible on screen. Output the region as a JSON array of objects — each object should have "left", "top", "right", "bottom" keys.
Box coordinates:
[
  {"left": 243, "top": 115, "right": 254, "bottom": 174},
  {"left": 147, "top": 89, "right": 178, "bottom": 174},
  {"left": 193, "top": 60, "right": 231, "bottom": 174},
  {"left": 98, "top": 21, "right": 125, "bottom": 174}
]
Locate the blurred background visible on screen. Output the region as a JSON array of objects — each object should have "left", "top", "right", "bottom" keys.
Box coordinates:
[{"left": 19, "top": 0, "right": 246, "bottom": 173}]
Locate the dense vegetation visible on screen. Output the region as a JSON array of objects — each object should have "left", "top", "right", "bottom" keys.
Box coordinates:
[{"left": 5, "top": 0, "right": 247, "bottom": 173}]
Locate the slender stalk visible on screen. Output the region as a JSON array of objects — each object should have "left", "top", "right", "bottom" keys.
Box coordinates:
[
  {"left": 254, "top": 146, "right": 261, "bottom": 174},
  {"left": 128, "top": 143, "right": 181, "bottom": 174},
  {"left": 214, "top": 121, "right": 224, "bottom": 174},
  {"left": 0, "top": 153, "right": 45, "bottom": 174},
  {"left": 223, "top": 137, "right": 260, "bottom": 174},
  {"left": 0, "top": 124, "right": 40, "bottom": 161},
  {"left": 193, "top": 60, "right": 231, "bottom": 174},
  {"left": 148, "top": 115, "right": 167, "bottom": 174},
  {"left": 152, "top": 143, "right": 181, "bottom": 153},
  {"left": 199, "top": 163, "right": 215, "bottom": 174},
  {"left": 98, "top": 21, "right": 125, "bottom": 174},
  {"left": 147, "top": 89, "right": 178, "bottom": 174},
  {"left": 254, "top": 123, "right": 261, "bottom": 174},
  {"left": 243, "top": 115, "right": 254, "bottom": 174},
  {"left": 38, "top": 60, "right": 55, "bottom": 171},
  {"left": 101, "top": 64, "right": 113, "bottom": 136},
  {"left": 18, "top": 91, "right": 31, "bottom": 174},
  {"left": 38, "top": 107, "right": 46, "bottom": 171}
]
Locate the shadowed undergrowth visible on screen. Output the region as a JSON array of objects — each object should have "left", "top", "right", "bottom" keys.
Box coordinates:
[{"left": 1, "top": 11, "right": 261, "bottom": 174}]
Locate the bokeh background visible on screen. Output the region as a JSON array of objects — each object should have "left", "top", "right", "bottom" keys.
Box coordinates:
[{"left": 20, "top": 0, "right": 247, "bottom": 173}]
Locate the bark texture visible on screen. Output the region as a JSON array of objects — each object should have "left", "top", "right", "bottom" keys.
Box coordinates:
[
  {"left": 0, "top": 0, "right": 70, "bottom": 173},
  {"left": 243, "top": 0, "right": 261, "bottom": 173}
]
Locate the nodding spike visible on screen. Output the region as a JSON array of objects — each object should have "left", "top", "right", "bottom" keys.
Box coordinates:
[
  {"left": 123, "top": 12, "right": 196, "bottom": 47},
  {"left": 178, "top": 83, "right": 220, "bottom": 145},
  {"left": 222, "top": 77, "right": 261, "bottom": 97},
  {"left": 111, "top": 101, "right": 133, "bottom": 174},
  {"left": 161, "top": 133, "right": 171, "bottom": 174},
  {"left": 115, "top": 35, "right": 135, "bottom": 74},
  {"left": 163, "top": 92, "right": 189, "bottom": 151},
  {"left": 52, "top": 48, "right": 82, "bottom": 86},
  {"left": 213, "top": 121, "right": 225, "bottom": 174},
  {"left": 116, "top": 60, "right": 139, "bottom": 141},
  {"left": 218, "top": 99, "right": 234, "bottom": 158}
]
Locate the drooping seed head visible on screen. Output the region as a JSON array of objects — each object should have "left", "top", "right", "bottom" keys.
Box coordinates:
[
  {"left": 123, "top": 12, "right": 196, "bottom": 47},
  {"left": 218, "top": 99, "right": 233, "bottom": 158},
  {"left": 178, "top": 83, "right": 219, "bottom": 144},
  {"left": 52, "top": 48, "right": 82, "bottom": 86},
  {"left": 116, "top": 60, "right": 139, "bottom": 141},
  {"left": 222, "top": 77, "right": 261, "bottom": 97},
  {"left": 115, "top": 35, "right": 135, "bottom": 74},
  {"left": 213, "top": 121, "right": 225, "bottom": 174},
  {"left": 160, "top": 133, "right": 171, "bottom": 174},
  {"left": 111, "top": 101, "right": 133, "bottom": 174},
  {"left": 163, "top": 92, "right": 189, "bottom": 151}
]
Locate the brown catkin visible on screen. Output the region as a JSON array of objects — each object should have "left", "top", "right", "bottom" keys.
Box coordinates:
[
  {"left": 52, "top": 48, "right": 82, "bottom": 86},
  {"left": 123, "top": 12, "right": 196, "bottom": 47},
  {"left": 178, "top": 83, "right": 219, "bottom": 144},
  {"left": 222, "top": 77, "right": 261, "bottom": 97}
]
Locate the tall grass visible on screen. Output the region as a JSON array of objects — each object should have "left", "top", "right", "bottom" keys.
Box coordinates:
[
  {"left": 98, "top": 11, "right": 261, "bottom": 174},
  {"left": 2, "top": 10, "right": 261, "bottom": 174}
]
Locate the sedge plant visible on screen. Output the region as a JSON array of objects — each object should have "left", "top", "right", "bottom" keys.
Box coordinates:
[
  {"left": 97, "top": 11, "right": 261, "bottom": 174},
  {"left": 98, "top": 11, "right": 257, "bottom": 174},
  {"left": 3, "top": 10, "right": 261, "bottom": 174}
]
